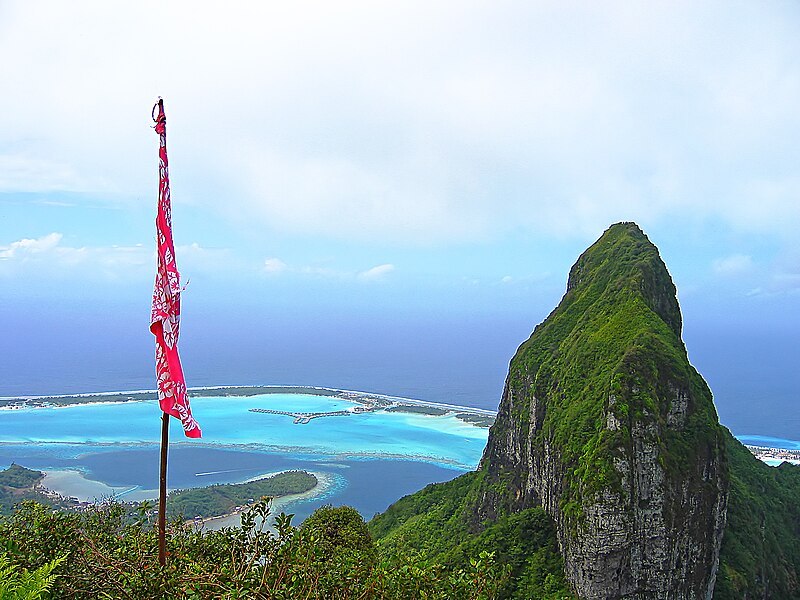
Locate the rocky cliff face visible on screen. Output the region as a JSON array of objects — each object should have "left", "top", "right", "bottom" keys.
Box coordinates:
[{"left": 476, "top": 222, "right": 728, "bottom": 599}]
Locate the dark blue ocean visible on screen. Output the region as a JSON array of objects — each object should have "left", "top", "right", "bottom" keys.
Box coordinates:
[
  {"left": 1, "top": 307, "right": 797, "bottom": 525},
  {"left": 1, "top": 308, "right": 796, "bottom": 442}
]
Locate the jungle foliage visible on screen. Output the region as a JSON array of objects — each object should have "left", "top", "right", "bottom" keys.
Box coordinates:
[
  {"left": 370, "top": 472, "right": 574, "bottom": 600},
  {"left": 715, "top": 432, "right": 800, "bottom": 599},
  {"left": 0, "top": 499, "right": 507, "bottom": 599}
]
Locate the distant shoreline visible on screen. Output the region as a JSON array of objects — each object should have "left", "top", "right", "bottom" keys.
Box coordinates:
[
  {"left": 0, "top": 384, "right": 497, "bottom": 427},
  {"left": 745, "top": 445, "right": 800, "bottom": 466},
  {"left": 3, "top": 384, "right": 798, "bottom": 465},
  {"left": 0, "top": 385, "right": 340, "bottom": 406}
]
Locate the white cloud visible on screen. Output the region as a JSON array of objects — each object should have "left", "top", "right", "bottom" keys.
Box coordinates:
[
  {"left": 712, "top": 254, "right": 754, "bottom": 277},
  {"left": 257, "top": 258, "right": 396, "bottom": 281},
  {"left": 770, "top": 273, "right": 800, "bottom": 294},
  {"left": 175, "top": 242, "right": 237, "bottom": 275},
  {"left": 0, "top": 231, "right": 243, "bottom": 287},
  {"left": 0, "top": 1, "right": 798, "bottom": 243},
  {"left": 0, "top": 232, "right": 151, "bottom": 280},
  {"left": 0, "top": 232, "right": 63, "bottom": 259},
  {"left": 0, "top": 155, "right": 91, "bottom": 194},
  {"left": 264, "top": 257, "right": 288, "bottom": 274},
  {"left": 358, "top": 263, "right": 395, "bottom": 281}
]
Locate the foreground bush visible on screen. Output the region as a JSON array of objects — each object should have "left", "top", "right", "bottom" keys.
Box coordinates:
[
  {"left": 0, "top": 552, "right": 63, "bottom": 599},
  {"left": 0, "top": 499, "right": 507, "bottom": 599}
]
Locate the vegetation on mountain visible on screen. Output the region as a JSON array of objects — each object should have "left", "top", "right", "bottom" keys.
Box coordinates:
[
  {"left": 370, "top": 471, "right": 573, "bottom": 599},
  {"left": 455, "top": 413, "right": 496, "bottom": 427},
  {"left": 382, "top": 405, "right": 495, "bottom": 427},
  {"left": 467, "top": 223, "right": 728, "bottom": 597},
  {"left": 482, "top": 222, "right": 725, "bottom": 519},
  {"left": 383, "top": 405, "right": 449, "bottom": 416},
  {"left": 0, "top": 386, "right": 341, "bottom": 408},
  {"left": 0, "top": 465, "right": 317, "bottom": 522},
  {"left": 715, "top": 431, "right": 800, "bottom": 599},
  {"left": 0, "top": 464, "right": 43, "bottom": 489},
  {"left": 370, "top": 432, "right": 800, "bottom": 599}
]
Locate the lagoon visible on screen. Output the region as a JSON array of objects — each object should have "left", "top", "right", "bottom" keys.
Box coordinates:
[
  {"left": 0, "top": 392, "right": 489, "bottom": 522},
  {"left": 0, "top": 394, "right": 487, "bottom": 466},
  {"left": 3, "top": 390, "right": 796, "bottom": 524}
]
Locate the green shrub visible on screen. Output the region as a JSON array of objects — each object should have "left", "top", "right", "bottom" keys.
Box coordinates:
[
  {"left": 0, "top": 552, "right": 64, "bottom": 600},
  {"left": 0, "top": 499, "right": 505, "bottom": 599}
]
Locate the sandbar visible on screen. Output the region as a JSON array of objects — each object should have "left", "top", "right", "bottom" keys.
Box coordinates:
[{"left": 41, "top": 469, "right": 133, "bottom": 502}]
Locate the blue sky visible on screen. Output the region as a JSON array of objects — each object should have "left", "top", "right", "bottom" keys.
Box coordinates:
[{"left": 1, "top": 2, "right": 798, "bottom": 433}]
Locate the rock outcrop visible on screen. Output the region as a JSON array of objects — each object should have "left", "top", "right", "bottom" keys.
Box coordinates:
[{"left": 476, "top": 222, "right": 729, "bottom": 599}]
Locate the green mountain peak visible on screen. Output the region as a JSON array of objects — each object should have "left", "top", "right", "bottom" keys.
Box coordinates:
[
  {"left": 564, "top": 222, "right": 682, "bottom": 338},
  {"left": 372, "top": 222, "right": 800, "bottom": 599},
  {"left": 478, "top": 221, "right": 727, "bottom": 598}
]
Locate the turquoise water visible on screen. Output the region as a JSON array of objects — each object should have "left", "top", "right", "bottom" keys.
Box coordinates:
[
  {"left": 0, "top": 394, "right": 490, "bottom": 521},
  {"left": 3, "top": 393, "right": 796, "bottom": 523},
  {"left": 735, "top": 435, "right": 800, "bottom": 451},
  {"left": 0, "top": 394, "right": 487, "bottom": 468}
]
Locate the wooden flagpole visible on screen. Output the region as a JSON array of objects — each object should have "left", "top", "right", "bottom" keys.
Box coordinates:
[
  {"left": 154, "top": 97, "right": 169, "bottom": 568},
  {"left": 152, "top": 97, "right": 201, "bottom": 566},
  {"left": 158, "top": 410, "right": 169, "bottom": 566}
]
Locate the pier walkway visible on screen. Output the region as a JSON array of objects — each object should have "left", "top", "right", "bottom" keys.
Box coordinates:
[{"left": 249, "top": 408, "right": 352, "bottom": 424}]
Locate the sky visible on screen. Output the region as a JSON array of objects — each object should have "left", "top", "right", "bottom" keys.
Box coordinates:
[{"left": 1, "top": 2, "right": 798, "bottom": 435}]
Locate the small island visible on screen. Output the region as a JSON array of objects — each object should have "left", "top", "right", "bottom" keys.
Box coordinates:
[{"left": 167, "top": 470, "right": 318, "bottom": 521}]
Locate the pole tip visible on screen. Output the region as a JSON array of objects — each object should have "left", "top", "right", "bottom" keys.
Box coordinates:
[{"left": 152, "top": 98, "right": 164, "bottom": 122}]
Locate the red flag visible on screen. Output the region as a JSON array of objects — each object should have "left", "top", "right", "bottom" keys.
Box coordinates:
[{"left": 150, "top": 99, "right": 201, "bottom": 438}]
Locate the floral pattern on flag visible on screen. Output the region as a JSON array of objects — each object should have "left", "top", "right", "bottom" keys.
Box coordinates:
[{"left": 150, "top": 100, "right": 201, "bottom": 438}]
